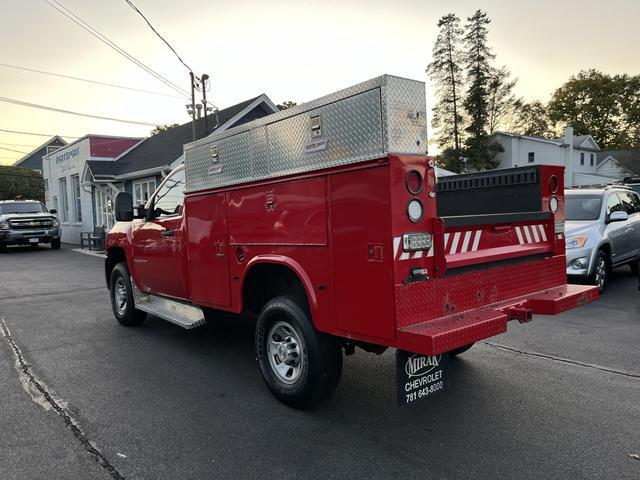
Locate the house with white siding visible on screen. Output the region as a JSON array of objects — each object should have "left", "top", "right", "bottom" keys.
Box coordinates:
[{"left": 489, "top": 126, "right": 632, "bottom": 187}]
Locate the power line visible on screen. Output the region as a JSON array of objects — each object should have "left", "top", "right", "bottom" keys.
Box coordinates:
[
  {"left": 0, "top": 63, "right": 183, "bottom": 99},
  {"left": 0, "top": 142, "right": 40, "bottom": 148},
  {"left": 0, "top": 95, "right": 162, "bottom": 127},
  {"left": 0, "top": 128, "right": 79, "bottom": 139},
  {"left": 0, "top": 146, "right": 29, "bottom": 155},
  {"left": 41, "top": 0, "right": 190, "bottom": 98},
  {"left": 123, "top": 0, "right": 194, "bottom": 74}
]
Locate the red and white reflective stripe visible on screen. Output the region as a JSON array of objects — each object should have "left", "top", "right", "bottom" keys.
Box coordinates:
[
  {"left": 515, "top": 224, "right": 548, "bottom": 245},
  {"left": 446, "top": 230, "right": 482, "bottom": 255}
]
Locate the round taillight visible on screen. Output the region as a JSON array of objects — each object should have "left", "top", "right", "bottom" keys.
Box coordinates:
[
  {"left": 549, "top": 196, "right": 559, "bottom": 212},
  {"left": 407, "top": 198, "right": 424, "bottom": 223},
  {"left": 405, "top": 170, "right": 423, "bottom": 195},
  {"left": 549, "top": 175, "right": 559, "bottom": 193}
]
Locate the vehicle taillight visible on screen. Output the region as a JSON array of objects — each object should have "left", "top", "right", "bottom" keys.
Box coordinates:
[
  {"left": 548, "top": 175, "right": 559, "bottom": 193},
  {"left": 405, "top": 170, "right": 423, "bottom": 195},
  {"left": 407, "top": 198, "right": 423, "bottom": 223}
]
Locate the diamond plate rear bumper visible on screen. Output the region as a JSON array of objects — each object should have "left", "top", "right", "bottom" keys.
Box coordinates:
[{"left": 396, "top": 283, "right": 598, "bottom": 355}]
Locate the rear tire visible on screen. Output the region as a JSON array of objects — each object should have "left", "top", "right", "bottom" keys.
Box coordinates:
[
  {"left": 51, "top": 238, "right": 61, "bottom": 250},
  {"left": 450, "top": 343, "right": 474, "bottom": 357},
  {"left": 109, "top": 262, "right": 147, "bottom": 326},
  {"left": 255, "top": 296, "right": 342, "bottom": 409},
  {"left": 589, "top": 250, "right": 610, "bottom": 294},
  {"left": 629, "top": 259, "right": 639, "bottom": 276}
]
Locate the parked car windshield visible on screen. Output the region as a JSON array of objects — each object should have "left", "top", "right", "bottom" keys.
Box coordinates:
[
  {"left": 0, "top": 202, "right": 47, "bottom": 214},
  {"left": 565, "top": 194, "right": 603, "bottom": 221}
]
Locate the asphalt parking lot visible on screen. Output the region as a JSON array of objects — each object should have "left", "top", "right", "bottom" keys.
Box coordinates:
[{"left": 0, "top": 245, "right": 639, "bottom": 480}]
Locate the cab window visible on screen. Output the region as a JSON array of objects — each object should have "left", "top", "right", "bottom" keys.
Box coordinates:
[
  {"left": 606, "top": 193, "right": 624, "bottom": 216},
  {"left": 618, "top": 191, "right": 640, "bottom": 215},
  {"left": 151, "top": 169, "right": 185, "bottom": 218}
]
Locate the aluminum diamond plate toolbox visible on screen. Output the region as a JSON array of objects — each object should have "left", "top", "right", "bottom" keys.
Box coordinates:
[{"left": 183, "top": 74, "right": 427, "bottom": 192}]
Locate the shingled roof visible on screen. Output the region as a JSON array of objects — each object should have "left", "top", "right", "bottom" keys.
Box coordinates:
[{"left": 86, "top": 95, "right": 277, "bottom": 181}]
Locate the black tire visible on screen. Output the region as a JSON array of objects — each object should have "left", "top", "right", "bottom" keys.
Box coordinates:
[
  {"left": 629, "top": 259, "right": 639, "bottom": 276},
  {"left": 0, "top": 242, "right": 6, "bottom": 253},
  {"left": 109, "top": 262, "right": 147, "bottom": 326},
  {"left": 450, "top": 343, "right": 474, "bottom": 357},
  {"left": 51, "top": 238, "right": 61, "bottom": 250},
  {"left": 255, "top": 296, "right": 342, "bottom": 409},
  {"left": 589, "top": 250, "right": 610, "bottom": 294}
]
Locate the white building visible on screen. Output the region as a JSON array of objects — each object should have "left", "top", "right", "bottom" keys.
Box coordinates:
[
  {"left": 490, "top": 126, "right": 631, "bottom": 187},
  {"left": 42, "top": 135, "right": 142, "bottom": 244}
]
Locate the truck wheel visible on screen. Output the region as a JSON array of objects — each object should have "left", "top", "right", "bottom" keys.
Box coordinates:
[
  {"left": 0, "top": 242, "right": 6, "bottom": 253},
  {"left": 255, "top": 296, "right": 342, "bottom": 409},
  {"left": 109, "top": 262, "right": 147, "bottom": 326},
  {"left": 629, "top": 260, "right": 639, "bottom": 276},
  {"left": 51, "top": 238, "right": 61, "bottom": 250},
  {"left": 589, "top": 250, "right": 609, "bottom": 294},
  {"left": 450, "top": 343, "right": 474, "bottom": 356}
]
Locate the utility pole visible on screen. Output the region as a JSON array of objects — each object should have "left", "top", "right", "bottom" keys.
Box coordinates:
[
  {"left": 201, "top": 74, "right": 209, "bottom": 134},
  {"left": 189, "top": 72, "right": 196, "bottom": 141}
]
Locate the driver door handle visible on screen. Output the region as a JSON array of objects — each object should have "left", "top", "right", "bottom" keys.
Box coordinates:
[{"left": 161, "top": 229, "right": 174, "bottom": 237}]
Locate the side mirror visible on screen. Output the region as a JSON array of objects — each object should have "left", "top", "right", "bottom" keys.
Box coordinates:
[
  {"left": 49, "top": 209, "right": 57, "bottom": 214},
  {"left": 114, "top": 192, "right": 134, "bottom": 222},
  {"left": 607, "top": 211, "right": 628, "bottom": 223}
]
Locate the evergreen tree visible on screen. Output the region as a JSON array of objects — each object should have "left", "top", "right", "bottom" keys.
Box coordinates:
[
  {"left": 462, "top": 9, "right": 501, "bottom": 169},
  {"left": 427, "top": 13, "right": 465, "bottom": 154},
  {"left": 486, "top": 66, "right": 519, "bottom": 134}
]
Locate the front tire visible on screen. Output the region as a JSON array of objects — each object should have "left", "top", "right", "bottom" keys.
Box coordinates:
[
  {"left": 109, "top": 262, "right": 147, "bottom": 326},
  {"left": 255, "top": 296, "right": 342, "bottom": 409},
  {"left": 589, "top": 250, "right": 610, "bottom": 294},
  {"left": 51, "top": 238, "right": 61, "bottom": 250}
]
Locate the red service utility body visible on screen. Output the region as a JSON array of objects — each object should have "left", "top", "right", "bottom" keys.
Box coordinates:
[{"left": 105, "top": 75, "right": 598, "bottom": 408}]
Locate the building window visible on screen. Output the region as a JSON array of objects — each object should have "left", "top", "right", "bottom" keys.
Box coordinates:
[
  {"left": 71, "top": 175, "right": 82, "bottom": 222},
  {"left": 528, "top": 152, "right": 535, "bottom": 163},
  {"left": 590, "top": 154, "right": 594, "bottom": 166},
  {"left": 580, "top": 152, "right": 585, "bottom": 165},
  {"left": 95, "top": 188, "right": 114, "bottom": 229},
  {"left": 133, "top": 178, "right": 157, "bottom": 205},
  {"left": 46, "top": 145, "right": 61, "bottom": 155},
  {"left": 59, "top": 177, "right": 69, "bottom": 223}
]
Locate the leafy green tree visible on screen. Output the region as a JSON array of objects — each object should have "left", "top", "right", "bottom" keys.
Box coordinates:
[
  {"left": 150, "top": 123, "right": 180, "bottom": 136},
  {"left": 462, "top": 9, "right": 501, "bottom": 169},
  {"left": 0, "top": 166, "right": 44, "bottom": 201},
  {"left": 510, "top": 100, "right": 556, "bottom": 138},
  {"left": 277, "top": 101, "right": 297, "bottom": 111},
  {"left": 427, "top": 13, "right": 465, "bottom": 154},
  {"left": 547, "top": 70, "right": 637, "bottom": 149}
]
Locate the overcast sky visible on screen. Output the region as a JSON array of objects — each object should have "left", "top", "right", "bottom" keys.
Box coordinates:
[{"left": 1, "top": 0, "right": 638, "bottom": 165}]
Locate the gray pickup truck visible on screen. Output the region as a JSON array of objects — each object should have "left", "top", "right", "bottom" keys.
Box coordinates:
[
  {"left": 565, "top": 186, "right": 640, "bottom": 292},
  {"left": 0, "top": 200, "right": 61, "bottom": 252}
]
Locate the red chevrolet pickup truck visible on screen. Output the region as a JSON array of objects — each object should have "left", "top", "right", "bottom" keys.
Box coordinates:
[{"left": 105, "top": 75, "right": 598, "bottom": 408}]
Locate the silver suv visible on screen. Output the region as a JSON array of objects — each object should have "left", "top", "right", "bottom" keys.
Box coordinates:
[
  {"left": 0, "top": 200, "right": 61, "bottom": 252},
  {"left": 565, "top": 186, "right": 640, "bottom": 292}
]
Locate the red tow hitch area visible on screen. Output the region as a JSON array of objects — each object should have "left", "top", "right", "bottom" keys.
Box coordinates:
[{"left": 392, "top": 164, "right": 598, "bottom": 405}]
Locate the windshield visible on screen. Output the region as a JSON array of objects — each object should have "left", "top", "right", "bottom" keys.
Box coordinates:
[
  {"left": 0, "top": 202, "right": 47, "bottom": 215},
  {"left": 565, "top": 195, "right": 603, "bottom": 221}
]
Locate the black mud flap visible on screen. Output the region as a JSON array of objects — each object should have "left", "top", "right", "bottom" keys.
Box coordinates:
[{"left": 396, "top": 350, "right": 449, "bottom": 407}]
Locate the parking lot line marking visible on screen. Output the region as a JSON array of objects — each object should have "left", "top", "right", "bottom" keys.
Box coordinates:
[
  {"left": 482, "top": 341, "right": 640, "bottom": 380},
  {"left": 1, "top": 319, "right": 126, "bottom": 480}
]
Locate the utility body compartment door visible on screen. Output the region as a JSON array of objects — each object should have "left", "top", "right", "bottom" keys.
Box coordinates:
[{"left": 185, "top": 193, "right": 231, "bottom": 307}]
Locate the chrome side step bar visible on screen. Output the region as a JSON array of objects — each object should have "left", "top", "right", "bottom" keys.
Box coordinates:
[{"left": 131, "top": 279, "right": 205, "bottom": 329}]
